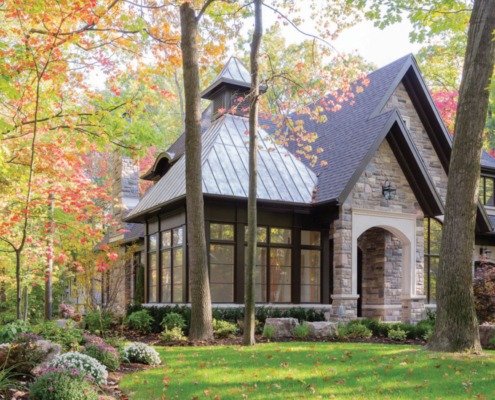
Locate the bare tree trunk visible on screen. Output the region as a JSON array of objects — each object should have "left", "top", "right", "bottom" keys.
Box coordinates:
[
  {"left": 427, "top": 0, "right": 495, "bottom": 353},
  {"left": 180, "top": 2, "right": 213, "bottom": 341},
  {"left": 174, "top": 70, "right": 185, "bottom": 132},
  {"left": 16, "top": 250, "right": 21, "bottom": 319},
  {"left": 243, "top": 0, "right": 263, "bottom": 346}
]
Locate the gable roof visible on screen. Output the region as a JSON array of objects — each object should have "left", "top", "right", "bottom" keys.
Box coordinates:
[
  {"left": 201, "top": 57, "right": 251, "bottom": 100},
  {"left": 125, "top": 114, "right": 317, "bottom": 221}
]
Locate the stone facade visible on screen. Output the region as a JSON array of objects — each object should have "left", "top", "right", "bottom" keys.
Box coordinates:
[
  {"left": 331, "top": 139, "right": 425, "bottom": 322},
  {"left": 382, "top": 82, "right": 448, "bottom": 204}
]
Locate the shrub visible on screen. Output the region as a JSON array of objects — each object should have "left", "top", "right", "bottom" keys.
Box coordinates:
[
  {"left": 58, "top": 303, "right": 75, "bottom": 319},
  {"left": 84, "top": 310, "right": 114, "bottom": 334},
  {"left": 212, "top": 319, "right": 238, "bottom": 339},
  {"left": 161, "top": 312, "right": 186, "bottom": 331},
  {"left": 82, "top": 343, "right": 121, "bottom": 372},
  {"left": 103, "top": 335, "right": 127, "bottom": 353},
  {"left": 31, "top": 320, "right": 83, "bottom": 351},
  {"left": 126, "top": 310, "right": 153, "bottom": 333},
  {"left": 124, "top": 343, "right": 161, "bottom": 366},
  {"left": 293, "top": 324, "right": 310, "bottom": 339},
  {"left": 388, "top": 327, "right": 407, "bottom": 341},
  {"left": 359, "top": 318, "right": 389, "bottom": 337},
  {"left": 415, "top": 319, "right": 435, "bottom": 341},
  {"left": 29, "top": 368, "right": 98, "bottom": 400},
  {"left": 161, "top": 327, "right": 187, "bottom": 342},
  {"left": 126, "top": 304, "right": 191, "bottom": 333},
  {"left": 0, "top": 320, "right": 31, "bottom": 344},
  {"left": 262, "top": 324, "right": 275, "bottom": 340},
  {"left": 47, "top": 352, "right": 108, "bottom": 385},
  {"left": 338, "top": 322, "right": 372, "bottom": 339}
]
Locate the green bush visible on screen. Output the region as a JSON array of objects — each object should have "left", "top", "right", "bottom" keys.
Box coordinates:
[
  {"left": 262, "top": 324, "right": 275, "bottom": 340},
  {"left": 0, "top": 320, "right": 31, "bottom": 344},
  {"left": 338, "top": 321, "right": 372, "bottom": 339},
  {"left": 84, "top": 310, "right": 114, "bottom": 334},
  {"left": 102, "top": 335, "right": 127, "bottom": 353},
  {"left": 161, "top": 312, "right": 186, "bottom": 331},
  {"left": 293, "top": 324, "right": 310, "bottom": 339},
  {"left": 415, "top": 319, "right": 435, "bottom": 341},
  {"left": 126, "top": 310, "right": 153, "bottom": 333},
  {"left": 388, "top": 327, "right": 407, "bottom": 341},
  {"left": 31, "top": 321, "right": 83, "bottom": 351},
  {"left": 29, "top": 368, "right": 98, "bottom": 400},
  {"left": 161, "top": 327, "right": 186, "bottom": 342},
  {"left": 359, "top": 319, "right": 389, "bottom": 337},
  {"left": 126, "top": 304, "right": 191, "bottom": 333},
  {"left": 213, "top": 319, "right": 238, "bottom": 339},
  {"left": 81, "top": 343, "right": 121, "bottom": 372}
]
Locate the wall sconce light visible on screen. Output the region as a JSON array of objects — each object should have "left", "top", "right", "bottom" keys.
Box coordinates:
[{"left": 382, "top": 180, "right": 396, "bottom": 200}]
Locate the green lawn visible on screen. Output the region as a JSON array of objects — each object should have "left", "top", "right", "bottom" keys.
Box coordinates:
[{"left": 119, "top": 342, "right": 495, "bottom": 399}]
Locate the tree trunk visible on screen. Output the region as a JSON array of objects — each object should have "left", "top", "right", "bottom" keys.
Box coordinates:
[
  {"left": 16, "top": 250, "right": 21, "bottom": 319},
  {"left": 427, "top": 0, "right": 495, "bottom": 353},
  {"left": 243, "top": 0, "right": 263, "bottom": 346},
  {"left": 180, "top": 2, "right": 213, "bottom": 341}
]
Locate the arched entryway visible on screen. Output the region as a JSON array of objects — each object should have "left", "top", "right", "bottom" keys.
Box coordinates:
[
  {"left": 357, "top": 227, "right": 403, "bottom": 321},
  {"left": 351, "top": 209, "right": 418, "bottom": 322}
]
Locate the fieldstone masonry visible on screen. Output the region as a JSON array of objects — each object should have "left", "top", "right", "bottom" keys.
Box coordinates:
[{"left": 331, "top": 138, "right": 425, "bottom": 323}]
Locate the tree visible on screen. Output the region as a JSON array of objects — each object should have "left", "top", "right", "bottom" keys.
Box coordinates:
[
  {"left": 427, "top": 0, "right": 495, "bottom": 352},
  {"left": 244, "top": 0, "right": 263, "bottom": 346}
]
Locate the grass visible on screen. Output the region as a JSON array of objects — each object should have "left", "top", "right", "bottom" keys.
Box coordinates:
[{"left": 119, "top": 342, "right": 495, "bottom": 399}]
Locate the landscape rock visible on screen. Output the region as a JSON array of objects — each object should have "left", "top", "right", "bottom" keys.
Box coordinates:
[
  {"left": 479, "top": 324, "right": 495, "bottom": 349},
  {"left": 31, "top": 340, "right": 63, "bottom": 375},
  {"left": 265, "top": 318, "right": 299, "bottom": 338},
  {"left": 303, "top": 321, "right": 338, "bottom": 338}
]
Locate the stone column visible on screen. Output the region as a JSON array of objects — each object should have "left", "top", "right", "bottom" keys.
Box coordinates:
[{"left": 330, "top": 206, "right": 358, "bottom": 320}]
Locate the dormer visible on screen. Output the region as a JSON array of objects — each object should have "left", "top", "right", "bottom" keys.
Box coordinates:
[{"left": 201, "top": 57, "right": 265, "bottom": 121}]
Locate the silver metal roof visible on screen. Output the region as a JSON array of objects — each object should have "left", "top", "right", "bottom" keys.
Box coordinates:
[{"left": 126, "top": 114, "right": 318, "bottom": 220}]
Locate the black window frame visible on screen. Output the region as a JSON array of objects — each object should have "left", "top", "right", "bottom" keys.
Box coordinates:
[{"left": 424, "top": 217, "right": 442, "bottom": 304}]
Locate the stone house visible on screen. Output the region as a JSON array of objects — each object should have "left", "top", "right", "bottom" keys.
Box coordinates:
[{"left": 109, "top": 55, "right": 495, "bottom": 322}]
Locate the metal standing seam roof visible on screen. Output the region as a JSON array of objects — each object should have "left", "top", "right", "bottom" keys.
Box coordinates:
[
  {"left": 125, "top": 114, "right": 317, "bottom": 221},
  {"left": 482, "top": 151, "right": 495, "bottom": 170}
]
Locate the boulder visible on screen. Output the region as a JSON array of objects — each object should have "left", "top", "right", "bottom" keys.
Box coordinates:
[
  {"left": 303, "top": 321, "right": 338, "bottom": 338},
  {"left": 479, "top": 324, "right": 495, "bottom": 349},
  {"left": 31, "top": 340, "right": 63, "bottom": 375},
  {"left": 264, "top": 318, "right": 299, "bottom": 338}
]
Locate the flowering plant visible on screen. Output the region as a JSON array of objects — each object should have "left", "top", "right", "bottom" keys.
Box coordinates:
[
  {"left": 124, "top": 342, "right": 161, "bottom": 366},
  {"left": 47, "top": 352, "right": 108, "bottom": 384},
  {"left": 58, "top": 303, "right": 75, "bottom": 318},
  {"left": 82, "top": 342, "right": 121, "bottom": 371},
  {"left": 29, "top": 367, "right": 98, "bottom": 400}
]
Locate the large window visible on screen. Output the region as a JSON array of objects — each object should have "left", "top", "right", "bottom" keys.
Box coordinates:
[
  {"left": 301, "top": 230, "right": 321, "bottom": 303},
  {"left": 480, "top": 176, "right": 495, "bottom": 206},
  {"left": 148, "top": 234, "right": 158, "bottom": 303},
  {"left": 424, "top": 218, "right": 442, "bottom": 303},
  {"left": 245, "top": 226, "right": 292, "bottom": 303},
  {"left": 161, "top": 227, "right": 185, "bottom": 303},
  {"left": 209, "top": 223, "right": 235, "bottom": 302}
]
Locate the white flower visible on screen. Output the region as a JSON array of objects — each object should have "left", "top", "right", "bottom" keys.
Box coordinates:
[
  {"left": 124, "top": 343, "right": 161, "bottom": 366},
  {"left": 48, "top": 351, "right": 108, "bottom": 384}
]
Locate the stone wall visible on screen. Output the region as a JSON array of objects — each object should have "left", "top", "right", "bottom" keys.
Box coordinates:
[
  {"left": 382, "top": 82, "right": 448, "bottom": 204},
  {"left": 330, "top": 139, "right": 425, "bottom": 322}
]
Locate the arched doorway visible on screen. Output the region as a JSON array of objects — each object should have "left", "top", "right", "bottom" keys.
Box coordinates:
[
  {"left": 357, "top": 227, "right": 403, "bottom": 321},
  {"left": 351, "top": 209, "right": 418, "bottom": 322}
]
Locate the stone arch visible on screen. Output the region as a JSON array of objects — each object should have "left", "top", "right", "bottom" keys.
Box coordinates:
[{"left": 351, "top": 209, "right": 417, "bottom": 320}]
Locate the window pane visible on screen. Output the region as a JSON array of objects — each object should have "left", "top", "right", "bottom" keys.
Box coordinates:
[
  {"left": 429, "top": 219, "right": 442, "bottom": 255},
  {"left": 301, "top": 249, "right": 320, "bottom": 303},
  {"left": 270, "top": 248, "right": 291, "bottom": 302},
  {"left": 486, "top": 178, "right": 494, "bottom": 206},
  {"left": 480, "top": 177, "right": 485, "bottom": 204},
  {"left": 148, "top": 252, "right": 157, "bottom": 303},
  {"left": 244, "top": 226, "right": 267, "bottom": 243},
  {"left": 301, "top": 231, "right": 321, "bottom": 246},
  {"left": 429, "top": 256, "right": 439, "bottom": 303},
  {"left": 210, "top": 244, "right": 234, "bottom": 302},
  {"left": 211, "top": 223, "right": 235, "bottom": 241},
  {"left": 161, "top": 231, "right": 171, "bottom": 248},
  {"left": 270, "top": 228, "right": 291, "bottom": 244},
  {"left": 173, "top": 227, "right": 184, "bottom": 246},
  {"left": 149, "top": 234, "right": 157, "bottom": 251},
  {"left": 161, "top": 250, "right": 171, "bottom": 303},
  {"left": 245, "top": 246, "right": 267, "bottom": 303}
]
